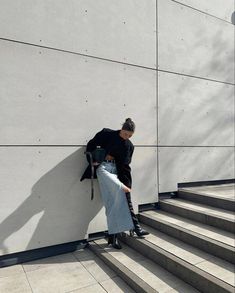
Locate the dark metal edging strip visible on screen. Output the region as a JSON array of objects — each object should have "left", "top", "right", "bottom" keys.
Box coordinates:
[
  {"left": 178, "top": 179, "right": 235, "bottom": 188},
  {"left": 0, "top": 239, "right": 87, "bottom": 268}
]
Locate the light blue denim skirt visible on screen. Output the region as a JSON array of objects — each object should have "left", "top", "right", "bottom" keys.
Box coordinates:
[{"left": 96, "top": 161, "right": 134, "bottom": 234}]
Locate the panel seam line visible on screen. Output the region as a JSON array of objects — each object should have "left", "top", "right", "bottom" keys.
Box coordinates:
[
  {"left": 171, "top": 0, "right": 235, "bottom": 25},
  {"left": 0, "top": 37, "right": 234, "bottom": 85}
]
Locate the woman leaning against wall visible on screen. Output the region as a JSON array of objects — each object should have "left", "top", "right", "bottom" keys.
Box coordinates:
[{"left": 81, "top": 118, "right": 149, "bottom": 249}]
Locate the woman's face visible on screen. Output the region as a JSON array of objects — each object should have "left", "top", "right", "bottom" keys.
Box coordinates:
[{"left": 119, "top": 129, "right": 134, "bottom": 140}]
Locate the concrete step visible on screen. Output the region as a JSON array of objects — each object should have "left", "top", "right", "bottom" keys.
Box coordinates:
[
  {"left": 120, "top": 225, "right": 235, "bottom": 293},
  {"left": 73, "top": 246, "right": 135, "bottom": 292},
  {"left": 139, "top": 210, "right": 235, "bottom": 264},
  {"left": 178, "top": 184, "right": 235, "bottom": 211},
  {"left": 159, "top": 198, "right": 235, "bottom": 233},
  {"left": 178, "top": 184, "right": 235, "bottom": 199},
  {"left": 89, "top": 238, "right": 200, "bottom": 293}
]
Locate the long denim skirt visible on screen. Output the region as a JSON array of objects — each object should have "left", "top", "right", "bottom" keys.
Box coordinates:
[{"left": 96, "top": 161, "right": 134, "bottom": 234}]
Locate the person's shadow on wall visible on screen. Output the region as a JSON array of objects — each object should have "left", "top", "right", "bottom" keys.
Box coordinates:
[{"left": 0, "top": 148, "right": 104, "bottom": 256}]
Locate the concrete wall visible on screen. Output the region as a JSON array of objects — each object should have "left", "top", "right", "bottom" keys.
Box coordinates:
[
  {"left": 0, "top": 0, "right": 157, "bottom": 256},
  {"left": 157, "top": 0, "right": 234, "bottom": 192},
  {"left": 0, "top": 0, "right": 234, "bottom": 255}
]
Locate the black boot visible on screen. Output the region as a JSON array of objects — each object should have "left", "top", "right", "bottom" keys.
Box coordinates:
[
  {"left": 107, "top": 233, "right": 122, "bottom": 249},
  {"left": 126, "top": 192, "right": 149, "bottom": 237},
  {"left": 107, "top": 235, "right": 112, "bottom": 245}
]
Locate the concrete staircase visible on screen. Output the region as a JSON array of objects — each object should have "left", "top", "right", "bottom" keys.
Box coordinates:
[{"left": 88, "top": 184, "right": 235, "bottom": 293}]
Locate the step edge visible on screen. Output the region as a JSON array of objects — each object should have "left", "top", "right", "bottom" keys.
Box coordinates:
[
  {"left": 140, "top": 213, "right": 235, "bottom": 251},
  {"left": 139, "top": 213, "right": 235, "bottom": 264},
  {"left": 178, "top": 189, "right": 235, "bottom": 202},
  {"left": 160, "top": 200, "right": 235, "bottom": 223},
  {"left": 142, "top": 209, "right": 235, "bottom": 236},
  {"left": 121, "top": 235, "right": 235, "bottom": 293},
  {"left": 142, "top": 209, "right": 235, "bottom": 235},
  {"left": 89, "top": 241, "right": 156, "bottom": 293},
  {"left": 178, "top": 190, "right": 235, "bottom": 212}
]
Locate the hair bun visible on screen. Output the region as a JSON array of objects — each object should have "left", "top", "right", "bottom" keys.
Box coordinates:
[{"left": 122, "top": 118, "right": 135, "bottom": 132}]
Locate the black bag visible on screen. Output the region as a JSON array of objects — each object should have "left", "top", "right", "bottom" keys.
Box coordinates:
[
  {"left": 85, "top": 146, "right": 106, "bottom": 200},
  {"left": 91, "top": 146, "right": 106, "bottom": 163}
]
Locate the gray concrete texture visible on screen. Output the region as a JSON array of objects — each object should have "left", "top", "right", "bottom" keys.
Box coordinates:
[
  {"left": 0, "top": 0, "right": 234, "bottom": 258},
  {"left": 0, "top": 248, "right": 134, "bottom": 293}
]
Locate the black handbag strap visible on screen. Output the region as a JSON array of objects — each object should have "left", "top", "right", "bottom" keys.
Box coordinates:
[{"left": 84, "top": 151, "right": 94, "bottom": 200}]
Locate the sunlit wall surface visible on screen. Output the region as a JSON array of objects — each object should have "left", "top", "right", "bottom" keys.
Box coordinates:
[{"left": 0, "top": 0, "right": 234, "bottom": 255}]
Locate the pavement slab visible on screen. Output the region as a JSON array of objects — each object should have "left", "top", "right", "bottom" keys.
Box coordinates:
[
  {"left": 0, "top": 264, "right": 25, "bottom": 278},
  {"left": 0, "top": 273, "right": 32, "bottom": 293},
  {"left": 67, "top": 283, "right": 106, "bottom": 293}
]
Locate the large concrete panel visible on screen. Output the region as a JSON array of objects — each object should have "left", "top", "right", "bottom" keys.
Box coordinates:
[
  {"left": 158, "top": 0, "right": 234, "bottom": 83},
  {"left": 158, "top": 72, "right": 235, "bottom": 146},
  {"left": 0, "top": 147, "right": 97, "bottom": 255},
  {"left": 158, "top": 147, "right": 235, "bottom": 192},
  {"left": 0, "top": 146, "right": 157, "bottom": 255},
  {"left": 0, "top": 40, "right": 157, "bottom": 145},
  {"left": 175, "top": 0, "right": 235, "bottom": 23},
  {"left": 131, "top": 147, "right": 158, "bottom": 207},
  {"left": 0, "top": 0, "right": 156, "bottom": 68}
]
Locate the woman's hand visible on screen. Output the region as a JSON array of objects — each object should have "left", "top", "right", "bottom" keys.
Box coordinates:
[{"left": 122, "top": 185, "right": 131, "bottom": 193}]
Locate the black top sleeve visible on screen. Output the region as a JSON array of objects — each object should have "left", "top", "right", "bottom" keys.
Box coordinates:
[{"left": 116, "top": 143, "right": 134, "bottom": 188}]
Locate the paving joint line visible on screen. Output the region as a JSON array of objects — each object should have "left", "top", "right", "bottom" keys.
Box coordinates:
[{"left": 22, "top": 264, "right": 34, "bottom": 293}]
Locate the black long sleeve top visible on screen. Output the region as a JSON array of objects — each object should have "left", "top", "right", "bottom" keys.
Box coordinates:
[{"left": 80, "top": 128, "right": 134, "bottom": 188}]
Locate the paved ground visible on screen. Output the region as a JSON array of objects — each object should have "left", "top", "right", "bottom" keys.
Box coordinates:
[{"left": 0, "top": 248, "right": 134, "bottom": 293}]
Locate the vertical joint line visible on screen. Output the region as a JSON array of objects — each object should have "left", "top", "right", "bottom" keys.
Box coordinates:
[{"left": 156, "top": 0, "right": 160, "bottom": 199}]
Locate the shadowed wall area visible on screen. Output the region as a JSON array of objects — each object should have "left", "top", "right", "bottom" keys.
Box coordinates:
[{"left": 0, "top": 148, "right": 104, "bottom": 255}]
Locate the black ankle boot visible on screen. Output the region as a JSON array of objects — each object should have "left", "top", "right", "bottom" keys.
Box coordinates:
[
  {"left": 112, "top": 234, "right": 122, "bottom": 249},
  {"left": 107, "top": 234, "right": 122, "bottom": 249},
  {"left": 126, "top": 192, "right": 149, "bottom": 237},
  {"left": 107, "top": 235, "right": 113, "bottom": 245},
  {"left": 130, "top": 224, "right": 149, "bottom": 237}
]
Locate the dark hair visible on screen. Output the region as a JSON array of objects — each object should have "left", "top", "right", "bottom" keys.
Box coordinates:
[{"left": 122, "top": 118, "right": 135, "bottom": 132}]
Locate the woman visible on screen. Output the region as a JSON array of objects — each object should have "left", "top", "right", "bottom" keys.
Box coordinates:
[{"left": 81, "top": 118, "right": 149, "bottom": 249}]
